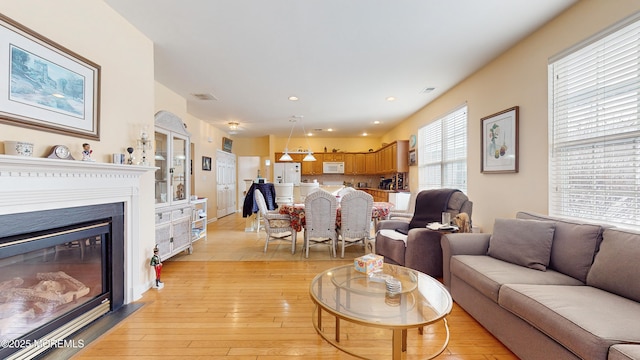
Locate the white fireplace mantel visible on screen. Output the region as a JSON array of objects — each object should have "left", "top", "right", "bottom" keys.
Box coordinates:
[{"left": 0, "top": 154, "right": 155, "bottom": 303}]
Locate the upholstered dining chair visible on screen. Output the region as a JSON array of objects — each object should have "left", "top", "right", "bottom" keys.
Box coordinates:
[
  {"left": 254, "top": 190, "right": 297, "bottom": 254},
  {"left": 303, "top": 189, "right": 338, "bottom": 258},
  {"left": 337, "top": 190, "right": 374, "bottom": 258}
]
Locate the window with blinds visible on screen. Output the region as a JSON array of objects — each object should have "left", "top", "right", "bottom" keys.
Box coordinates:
[
  {"left": 549, "top": 15, "right": 640, "bottom": 227},
  {"left": 418, "top": 105, "right": 467, "bottom": 193}
]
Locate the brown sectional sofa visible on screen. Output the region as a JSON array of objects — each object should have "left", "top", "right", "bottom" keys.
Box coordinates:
[{"left": 441, "top": 211, "right": 640, "bottom": 360}]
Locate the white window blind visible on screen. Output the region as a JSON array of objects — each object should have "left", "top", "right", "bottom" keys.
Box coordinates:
[
  {"left": 549, "top": 16, "right": 640, "bottom": 227},
  {"left": 418, "top": 105, "right": 467, "bottom": 193}
]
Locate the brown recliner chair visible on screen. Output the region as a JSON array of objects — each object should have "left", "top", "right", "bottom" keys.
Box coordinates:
[{"left": 375, "top": 189, "right": 472, "bottom": 277}]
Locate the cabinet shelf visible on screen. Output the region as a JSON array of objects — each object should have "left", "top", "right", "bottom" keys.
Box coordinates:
[{"left": 191, "top": 198, "right": 207, "bottom": 242}]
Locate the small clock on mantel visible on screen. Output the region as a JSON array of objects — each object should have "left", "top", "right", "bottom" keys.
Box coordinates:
[{"left": 47, "top": 145, "right": 75, "bottom": 160}]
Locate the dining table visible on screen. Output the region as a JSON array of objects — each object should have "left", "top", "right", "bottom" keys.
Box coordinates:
[{"left": 279, "top": 202, "right": 395, "bottom": 232}]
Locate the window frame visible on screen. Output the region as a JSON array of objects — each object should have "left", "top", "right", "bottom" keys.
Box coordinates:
[{"left": 417, "top": 105, "right": 468, "bottom": 193}]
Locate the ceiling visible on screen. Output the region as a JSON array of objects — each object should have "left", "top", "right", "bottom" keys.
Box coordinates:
[{"left": 105, "top": 0, "right": 576, "bottom": 138}]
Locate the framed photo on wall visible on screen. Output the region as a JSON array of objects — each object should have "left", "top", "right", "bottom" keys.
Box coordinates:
[
  {"left": 408, "top": 149, "right": 417, "bottom": 166},
  {"left": 202, "top": 156, "right": 211, "bottom": 171},
  {"left": 481, "top": 106, "right": 519, "bottom": 173},
  {"left": 0, "top": 14, "right": 101, "bottom": 140}
]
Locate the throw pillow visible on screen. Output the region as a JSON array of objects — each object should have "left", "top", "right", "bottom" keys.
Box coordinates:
[{"left": 487, "top": 218, "right": 556, "bottom": 271}]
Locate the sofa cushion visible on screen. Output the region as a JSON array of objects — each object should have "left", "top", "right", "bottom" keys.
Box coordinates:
[
  {"left": 499, "top": 284, "right": 640, "bottom": 360},
  {"left": 587, "top": 228, "right": 640, "bottom": 302},
  {"left": 450, "top": 255, "right": 582, "bottom": 303},
  {"left": 517, "top": 211, "right": 604, "bottom": 283},
  {"left": 610, "top": 344, "right": 640, "bottom": 360},
  {"left": 487, "top": 218, "right": 555, "bottom": 271}
]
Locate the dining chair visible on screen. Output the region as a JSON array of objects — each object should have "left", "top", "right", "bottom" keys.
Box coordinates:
[
  {"left": 303, "top": 189, "right": 338, "bottom": 258},
  {"left": 254, "top": 189, "right": 297, "bottom": 254},
  {"left": 273, "top": 182, "right": 294, "bottom": 206},
  {"left": 298, "top": 182, "right": 320, "bottom": 203},
  {"left": 337, "top": 190, "right": 374, "bottom": 258},
  {"left": 336, "top": 186, "right": 356, "bottom": 197}
]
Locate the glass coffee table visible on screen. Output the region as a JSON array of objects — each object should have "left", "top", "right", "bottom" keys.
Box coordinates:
[{"left": 309, "top": 263, "right": 452, "bottom": 360}]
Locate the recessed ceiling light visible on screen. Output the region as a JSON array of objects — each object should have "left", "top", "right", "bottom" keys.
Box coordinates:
[
  {"left": 288, "top": 96, "right": 299, "bottom": 101},
  {"left": 386, "top": 96, "right": 396, "bottom": 102},
  {"left": 362, "top": 132, "right": 368, "bottom": 136},
  {"left": 373, "top": 121, "right": 380, "bottom": 125},
  {"left": 307, "top": 132, "right": 313, "bottom": 136},
  {"left": 327, "top": 128, "right": 333, "bottom": 132}
]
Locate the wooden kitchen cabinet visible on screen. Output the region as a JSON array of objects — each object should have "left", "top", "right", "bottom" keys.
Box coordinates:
[
  {"left": 275, "top": 152, "right": 304, "bottom": 163},
  {"left": 301, "top": 153, "right": 323, "bottom": 175},
  {"left": 323, "top": 152, "right": 344, "bottom": 161},
  {"left": 274, "top": 139, "right": 408, "bottom": 175},
  {"left": 344, "top": 153, "right": 366, "bottom": 175}
]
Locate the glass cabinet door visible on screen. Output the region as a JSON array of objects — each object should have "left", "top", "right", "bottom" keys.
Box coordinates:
[
  {"left": 155, "top": 130, "right": 168, "bottom": 205},
  {"left": 172, "top": 135, "right": 187, "bottom": 202}
]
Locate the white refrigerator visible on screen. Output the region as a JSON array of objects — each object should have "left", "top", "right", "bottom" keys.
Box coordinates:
[{"left": 273, "top": 162, "right": 301, "bottom": 185}]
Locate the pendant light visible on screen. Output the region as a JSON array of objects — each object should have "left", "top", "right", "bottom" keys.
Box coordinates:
[
  {"left": 278, "top": 118, "right": 297, "bottom": 161},
  {"left": 278, "top": 115, "right": 316, "bottom": 161},
  {"left": 300, "top": 116, "right": 316, "bottom": 161}
]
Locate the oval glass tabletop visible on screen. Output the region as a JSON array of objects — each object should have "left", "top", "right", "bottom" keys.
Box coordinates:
[{"left": 310, "top": 263, "right": 452, "bottom": 327}]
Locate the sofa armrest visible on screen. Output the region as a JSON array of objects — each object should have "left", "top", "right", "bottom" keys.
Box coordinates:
[
  {"left": 376, "top": 219, "right": 410, "bottom": 232},
  {"left": 404, "top": 228, "right": 446, "bottom": 277},
  {"left": 609, "top": 344, "right": 640, "bottom": 360},
  {"left": 441, "top": 233, "right": 491, "bottom": 289}
]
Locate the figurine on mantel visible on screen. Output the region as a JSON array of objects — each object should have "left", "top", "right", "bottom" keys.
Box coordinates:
[
  {"left": 126, "top": 147, "right": 135, "bottom": 165},
  {"left": 81, "top": 143, "right": 95, "bottom": 162},
  {"left": 150, "top": 245, "right": 164, "bottom": 289}
]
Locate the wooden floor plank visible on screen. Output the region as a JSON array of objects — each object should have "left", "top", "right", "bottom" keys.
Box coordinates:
[{"left": 68, "top": 212, "right": 517, "bottom": 359}]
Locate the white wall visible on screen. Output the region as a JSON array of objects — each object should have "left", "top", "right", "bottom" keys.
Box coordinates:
[{"left": 1, "top": 1, "right": 157, "bottom": 292}]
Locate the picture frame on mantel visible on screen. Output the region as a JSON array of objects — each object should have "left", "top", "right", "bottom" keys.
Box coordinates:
[
  {"left": 0, "top": 14, "right": 101, "bottom": 140},
  {"left": 481, "top": 106, "right": 519, "bottom": 173}
]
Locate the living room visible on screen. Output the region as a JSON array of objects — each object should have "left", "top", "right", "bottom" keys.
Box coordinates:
[{"left": 1, "top": 1, "right": 639, "bottom": 359}]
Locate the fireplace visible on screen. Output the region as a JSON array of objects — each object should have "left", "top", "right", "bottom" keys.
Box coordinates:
[
  {"left": 0, "top": 203, "right": 124, "bottom": 359},
  {"left": 0, "top": 155, "right": 153, "bottom": 359}
]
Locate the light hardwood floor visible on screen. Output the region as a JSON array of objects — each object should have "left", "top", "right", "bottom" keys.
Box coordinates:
[{"left": 71, "top": 213, "right": 518, "bottom": 360}]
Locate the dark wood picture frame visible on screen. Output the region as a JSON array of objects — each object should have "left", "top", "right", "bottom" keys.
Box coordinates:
[
  {"left": 202, "top": 156, "right": 211, "bottom": 171},
  {"left": 481, "top": 106, "right": 519, "bottom": 173},
  {"left": 0, "top": 14, "right": 101, "bottom": 140}
]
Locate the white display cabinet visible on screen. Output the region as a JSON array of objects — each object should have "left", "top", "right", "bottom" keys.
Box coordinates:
[{"left": 154, "top": 111, "right": 193, "bottom": 260}]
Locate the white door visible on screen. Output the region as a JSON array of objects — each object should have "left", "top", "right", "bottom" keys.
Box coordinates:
[{"left": 216, "top": 150, "right": 236, "bottom": 218}]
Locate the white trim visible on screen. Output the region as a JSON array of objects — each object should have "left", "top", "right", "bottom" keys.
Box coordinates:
[{"left": 0, "top": 155, "right": 154, "bottom": 304}]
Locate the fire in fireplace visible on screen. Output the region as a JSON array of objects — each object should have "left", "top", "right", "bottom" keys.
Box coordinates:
[{"left": 0, "top": 203, "right": 124, "bottom": 360}]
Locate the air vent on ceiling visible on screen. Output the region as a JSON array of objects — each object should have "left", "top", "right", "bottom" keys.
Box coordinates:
[
  {"left": 191, "top": 93, "right": 218, "bottom": 101},
  {"left": 314, "top": 129, "right": 323, "bottom": 132},
  {"left": 420, "top": 87, "right": 436, "bottom": 94}
]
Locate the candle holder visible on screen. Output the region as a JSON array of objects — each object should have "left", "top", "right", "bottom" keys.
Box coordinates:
[{"left": 137, "top": 130, "right": 152, "bottom": 166}]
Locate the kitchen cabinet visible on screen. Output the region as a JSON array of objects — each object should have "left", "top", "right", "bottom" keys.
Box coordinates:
[
  {"left": 323, "top": 152, "right": 344, "bottom": 161},
  {"left": 154, "top": 111, "right": 193, "bottom": 261},
  {"left": 275, "top": 152, "right": 304, "bottom": 163},
  {"left": 301, "top": 153, "right": 323, "bottom": 175},
  {"left": 274, "top": 140, "right": 408, "bottom": 175},
  {"left": 344, "top": 153, "right": 366, "bottom": 175},
  {"left": 377, "top": 141, "right": 409, "bottom": 174},
  {"left": 365, "top": 152, "right": 377, "bottom": 174}
]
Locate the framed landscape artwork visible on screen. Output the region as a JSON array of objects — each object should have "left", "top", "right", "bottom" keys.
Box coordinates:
[
  {"left": 0, "top": 14, "right": 101, "bottom": 140},
  {"left": 481, "top": 106, "right": 519, "bottom": 173}
]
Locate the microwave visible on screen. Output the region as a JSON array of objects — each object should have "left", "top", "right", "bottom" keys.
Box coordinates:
[{"left": 322, "top": 161, "right": 345, "bottom": 174}]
